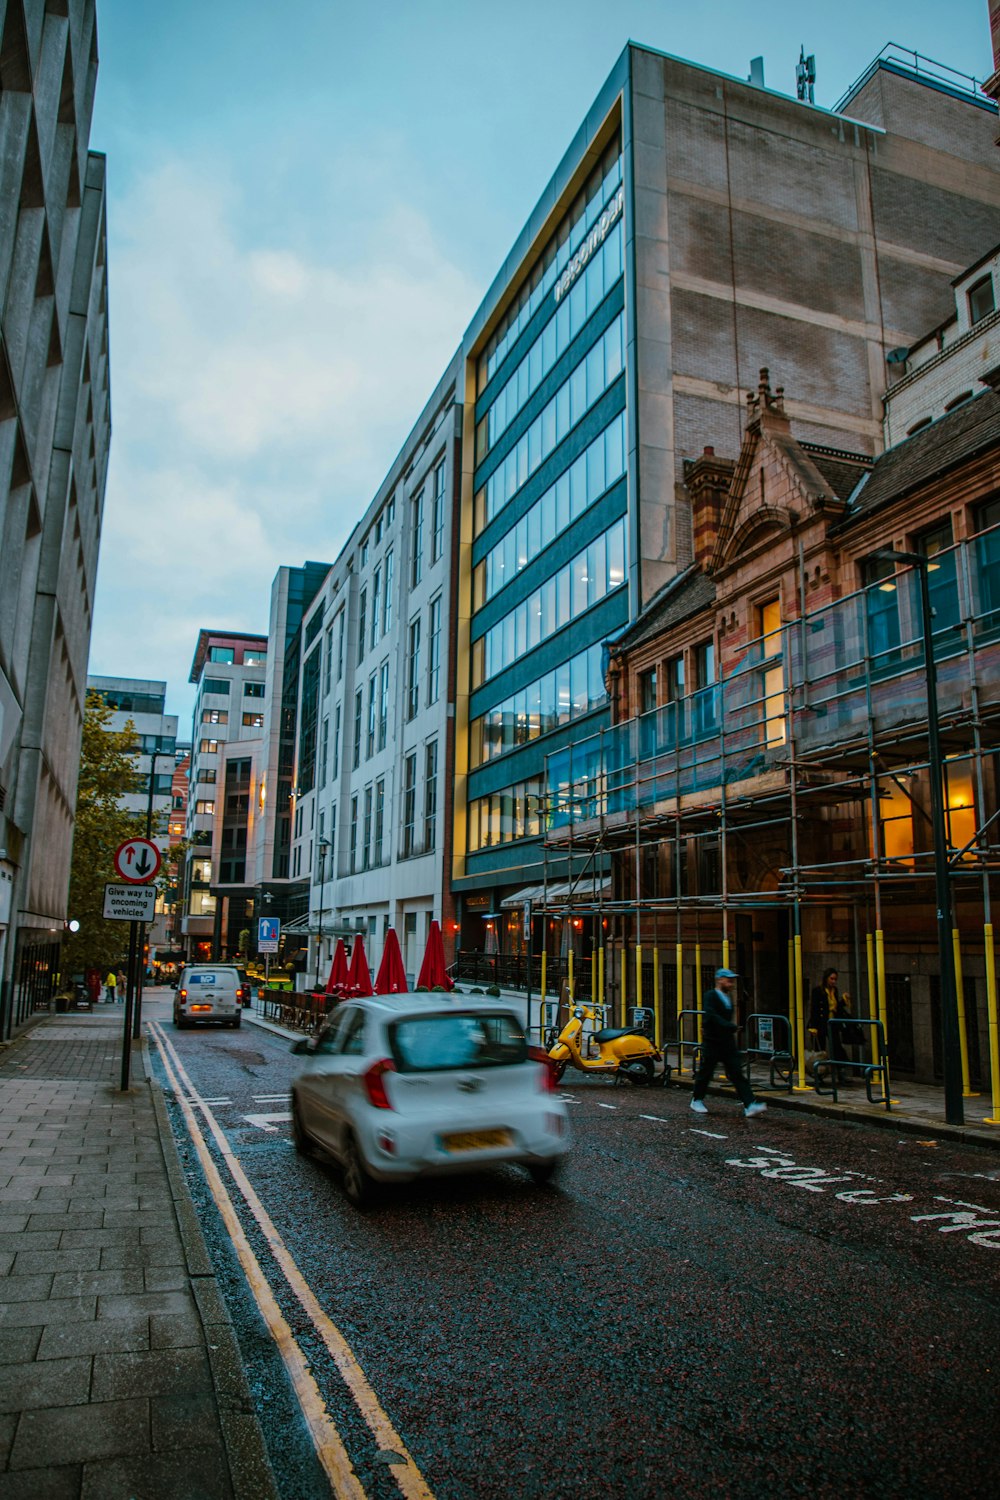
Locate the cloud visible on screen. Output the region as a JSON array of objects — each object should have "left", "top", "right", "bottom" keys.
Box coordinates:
[{"left": 91, "top": 155, "right": 478, "bottom": 717}]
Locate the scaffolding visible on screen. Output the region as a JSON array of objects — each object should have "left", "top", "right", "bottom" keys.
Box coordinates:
[{"left": 543, "top": 525, "right": 1000, "bottom": 1104}]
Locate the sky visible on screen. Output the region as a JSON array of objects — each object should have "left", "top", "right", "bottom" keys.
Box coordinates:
[{"left": 86, "top": 0, "right": 994, "bottom": 730}]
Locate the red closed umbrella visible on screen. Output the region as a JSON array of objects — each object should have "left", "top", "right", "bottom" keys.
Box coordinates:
[
  {"left": 416, "top": 919, "right": 454, "bottom": 991},
  {"left": 374, "top": 928, "right": 408, "bottom": 994},
  {"left": 347, "top": 935, "right": 374, "bottom": 997},
  {"left": 325, "top": 939, "right": 350, "bottom": 996}
]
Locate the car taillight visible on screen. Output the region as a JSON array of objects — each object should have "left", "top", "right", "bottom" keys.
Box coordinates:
[
  {"left": 528, "top": 1045, "right": 557, "bottom": 1092},
  {"left": 362, "top": 1058, "right": 395, "bottom": 1110},
  {"left": 179, "top": 988, "right": 187, "bottom": 1001}
]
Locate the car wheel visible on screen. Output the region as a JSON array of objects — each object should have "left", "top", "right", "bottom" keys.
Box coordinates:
[
  {"left": 174, "top": 1015, "right": 187, "bottom": 1029},
  {"left": 528, "top": 1159, "right": 561, "bottom": 1187},
  {"left": 291, "top": 1097, "right": 312, "bottom": 1156},
  {"left": 341, "top": 1132, "right": 374, "bottom": 1208},
  {"left": 230, "top": 1015, "right": 242, "bottom": 1029}
]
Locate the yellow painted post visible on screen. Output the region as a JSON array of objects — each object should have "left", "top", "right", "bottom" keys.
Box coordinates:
[
  {"left": 953, "top": 928, "right": 977, "bottom": 1097},
  {"left": 865, "top": 933, "right": 876, "bottom": 1044},
  {"left": 591, "top": 951, "right": 596, "bottom": 1008},
  {"left": 983, "top": 923, "right": 1000, "bottom": 1125},
  {"left": 875, "top": 929, "right": 888, "bottom": 1044},
  {"left": 567, "top": 948, "right": 574, "bottom": 1002},
  {"left": 793, "top": 933, "right": 808, "bottom": 1090},
  {"left": 722, "top": 936, "right": 730, "bottom": 971},
  {"left": 635, "top": 944, "right": 643, "bottom": 1021},
  {"left": 695, "top": 941, "right": 703, "bottom": 1048},
  {"left": 653, "top": 947, "right": 661, "bottom": 1049},
  {"left": 675, "top": 942, "right": 684, "bottom": 1073}
]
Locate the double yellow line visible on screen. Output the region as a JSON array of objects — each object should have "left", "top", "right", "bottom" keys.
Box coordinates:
[{"left": 150, "top": 1020, "right": 435, "bottom": 1500}]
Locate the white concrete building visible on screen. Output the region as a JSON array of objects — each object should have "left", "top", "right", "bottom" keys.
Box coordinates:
[{"left": 291, "top": 358, "right": 462, "bottom": 987}]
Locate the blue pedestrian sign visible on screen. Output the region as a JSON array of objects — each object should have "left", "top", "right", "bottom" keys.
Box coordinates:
[{"left": 258, "top": 917, "right": 280, "bottom": 953}]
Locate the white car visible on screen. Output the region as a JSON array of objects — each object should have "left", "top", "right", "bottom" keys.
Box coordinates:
[{"left": 290, "top": 996, "right": 570, "bottom": 1205}]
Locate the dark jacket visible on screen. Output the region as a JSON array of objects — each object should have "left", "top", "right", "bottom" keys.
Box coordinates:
[
  {"left": 808, "top": 983, "right": 848, "bottom": 1048},
  {"left": 701, "top": 987, "right": 739, "bottom": 1046}
]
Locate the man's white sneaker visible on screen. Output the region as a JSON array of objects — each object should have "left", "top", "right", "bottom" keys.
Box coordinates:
[
  {"left": 744, "top": 1101, "right": 767, "bottom": 1118},
  {"left": 690, "top": 1099, "right": 709, "bottom": 1114}
]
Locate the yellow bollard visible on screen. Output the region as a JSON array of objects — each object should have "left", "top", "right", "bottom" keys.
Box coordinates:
[
  {"left": 676, "top": 941, "right": 684, "bottom": 1073},
  {"left": 653, "top": 947, "right": 661, "bottom": 1049},
  {"left": 695, "top": 941, "right": 703, "bottom": 1048},
  {"left": 866, "top": 933, "right": 876, "bottom": 1048},
  {"left": 953, "top": 928, "right": 978, "bottom": 1097},
  {"left": 984, "top": 923, "right": 1000, "bottom": 1125},
  {"left": 875, "top": 929, "right": 888, "bottom": 1047},
  {"left": 793, "top": 933, "right": 808, "bottom": 1090},
  {"left": 722, "top": 936, "right": 730, "bottom": 971}
]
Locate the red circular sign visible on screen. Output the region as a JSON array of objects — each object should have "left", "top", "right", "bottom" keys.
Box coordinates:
[{"left": 113, "top": 838, "right": 162, "bottom": 883}]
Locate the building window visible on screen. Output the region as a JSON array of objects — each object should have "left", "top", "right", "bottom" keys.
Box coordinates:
[
  {"left": 319, "top": 716, "right": 329, "bottom": 786},
  {"left": 357, "top": 587, "right": 367, "bottom": 665},
  {"left": 638, "top": 669, "right": 657, "bottom": 714},
  {"left": 195, "top": 800, "right": 215, "bottom": 815},
  {"left": 411, "top": 491, "right": 424, "bottom": 588},
  {"left": 373, "top": 778, "right": 385, "bottom": 866},
  {"left": 693, "top": 639, "right": 718, "bottom": 735},
  {"left": 362, "top": 786, "right": 373, "bottom": 871},
  {"left": 383, "top": 549, "right": 394, "bottom": 635},
  {"left": 199, "top": 738, "right": 219, "bottom": 754},
  {"left": 407, "top": 618, "right": 421, "bottom": 720},
  {"left": 915, "top": 518, "right": 960, "bottom": 638},
  {"left": 242, "top": 713, "right": 264, "bottom": 728},
  {"left": 202, "top": 709, "right": 228, "bottom": 724},
  {"left": 431, "top": 459, "right": 446, "bottom": 563},
  {"left": 371, "top": 565, "right": 381, "bottom": 650},
  {"left": 323, "top": 626, "right": 333, "bottom": 696},
  {"left": 208, "top": 647, "right": 234, "bottom": 664},
  {"left": 189, "top": 891, "right": 217, "bottom": 916},
  {"left": 401, "top": 753, "right": 417, "bottom": 857},
  {"left": 332, "top": 704, "right": 341, "bottom": 780},
  {"left": 199, "top": 769, "right": 217, "bottom": 785},
  {"left": 352, "top": 689, "right": 362, "bottom": 769},
  {"left": 973, "top": 496, "right": 1000, "bottom": 629},
  {"left": 361, "top": 538, "right": 369, "bottom": 568},
  {"left": 427, "top": 596, "right": 441, "bottom": 705},
  {"left": 424, "top": 740, "right": 438, "bottom": 852},
  {"left": 349, "top": 795, "right": 359, "bottom": 873},
  {"left": 335, "top": 609, "right": 345, "bottom": 682},
  {"left": 244, "top": 681, "right": 265, "bottom": 698},
  {"left": 873, "top": 777, "right": 914, "bottom": 867},
  {"left": 861, "top": 554, "right": 902, "bottom": 669},
  {"left": 367, "top": 672, "right": 377, "bottom": 757},
  {"left": 244, "top": 649, "right": 266, "bottom": 664},
  {"left": 757, "top": 598, "right": 785, "bottom": 748},
  {"left": 378, "top": 661, "right": 389, "bottom": 751},
  {"left": 203, "top": 677, "right": 230, "bottom": 695},
  {"left": 968, "top": 274, "right": 995, "bottom": 326}
]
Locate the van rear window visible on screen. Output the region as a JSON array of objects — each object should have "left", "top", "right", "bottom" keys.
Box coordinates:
[{"left": 388, "top": 1013, "right": 527, "bottom": 1072}]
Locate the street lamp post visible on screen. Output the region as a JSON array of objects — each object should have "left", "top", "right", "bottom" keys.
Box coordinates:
[
  {"left": 133, "top": 749, "right": 172, "bottom": 1040},
  {"left": 316, "top": 837, "right": 331, "bottom": 989},
  {"left": 874, "top": 549, "right": 963, "bottom": 1126}
]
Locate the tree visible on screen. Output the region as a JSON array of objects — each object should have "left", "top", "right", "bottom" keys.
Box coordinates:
[{"left": 62, "top": 692, "right": 145, "bottom": 974}]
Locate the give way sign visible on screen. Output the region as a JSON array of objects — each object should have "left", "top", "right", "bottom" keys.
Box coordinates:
[{"left": 114, "top": 837, "right": 162, "bottom": 883}]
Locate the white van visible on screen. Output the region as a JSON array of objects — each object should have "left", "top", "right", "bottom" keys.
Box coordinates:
[{"left": 174, "top": 966, "right": 243, "bottom": 1029}]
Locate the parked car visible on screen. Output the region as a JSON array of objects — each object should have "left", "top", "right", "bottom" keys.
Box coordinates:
[
  {"left": 290, "top": 996, "right": 570, "bottom": 1205},
  {"left": 173, "top": 965, "right": 243, "bottom": 1029}
]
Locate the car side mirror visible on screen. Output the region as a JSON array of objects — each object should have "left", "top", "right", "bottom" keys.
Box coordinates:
[{"left": 290, "top": 1038, "right": 310, "bottom": 1055}]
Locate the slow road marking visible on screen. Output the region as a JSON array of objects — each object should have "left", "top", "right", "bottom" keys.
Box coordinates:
[{"left": 243, "top": 1111, "right": 292, "bottom": 1132}]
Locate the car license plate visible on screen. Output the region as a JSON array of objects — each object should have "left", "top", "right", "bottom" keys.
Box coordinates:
[{"left": 442, "top": 1129, "right": 511, "bottom": 1153}]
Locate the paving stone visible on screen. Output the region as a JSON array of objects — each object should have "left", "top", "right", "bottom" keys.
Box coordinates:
[
  {"left": 97, "top": 1290, "right": 194, "bottom": 1320},
  {"left": 0, "top": 1296, "right": 96, "bottom": 1329},
  {"left": 80, "top": 1447, "right": 233, "bottom": 1500},
  {"left": 101, "top": 1209, "right": 174, "bottom": 1229},
  {"left": 152, "top": 1389, "right": 225, "bottom": 1451},
  {"left": 0, "top": 1231, "right": 61, "bottom": 1253},
  {"left": 9, "top": 1397, "right": 150, "bottom": 1468},
  {"left": 91, "top": 1346, "right": 211, "bottom": 1402},
  {"left": 0, "top": 1355, "right": 93, "bottom": 1412},
  {"left": 51, "top": 1268, "right": 146, "bottom": 1298},
  {"left": 12, "top": 1248, "right": 101, "bottom": 1276},
  {"left": 37, "top": 1313, "right": 149, "bottom": 1361},
  {"left": 0, "top": 1325, "right": 42, "bottom": 1365},
  {"left": 0, "top": 1273, "right": 55, "bottom": 1303},
  {"left": 0, "top": 1409, "right": 17, "bottom": 1465},
  {"left": 0, "top": 1214, "right": 28, "bottom": 1233},
  {"left": 0, "top": 1464, "right": 83, "bottom": 1498},
  {"left": 26, "top": 1212, "right": 103, "bottom": 1233},
  {"left": 149, "top": 1311, "right": 205, "bottom": 1350},
  {"left": 58, "top": 1228, "right": 143, "bottom": 1251},
  {"left": 142, "top": 1266, "right": 189, "bottom": 1293}
]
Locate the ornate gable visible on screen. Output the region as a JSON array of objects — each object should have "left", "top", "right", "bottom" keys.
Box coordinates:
[{"left": 711, "top": 369, "right": 848, "bottom": 574}]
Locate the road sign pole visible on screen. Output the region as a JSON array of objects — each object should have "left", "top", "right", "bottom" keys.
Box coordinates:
[
  {"left": 132, "top": 921, "right": 145, "bottom": 1039},
  {"left": 120, "top": 919, "right": 138, "bottom": 1092}
]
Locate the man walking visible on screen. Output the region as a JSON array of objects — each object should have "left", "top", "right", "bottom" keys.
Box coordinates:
[
  {"left": 690, "top": 967, "right": 766, "bottom": 1119},
  {"left": 105, "top": 969, "right": 117, "bottom": 1004}
]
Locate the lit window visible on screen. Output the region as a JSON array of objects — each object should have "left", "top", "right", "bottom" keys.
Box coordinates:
[{"left": 242, "top": 713, "right": 264, "bottom": 728}]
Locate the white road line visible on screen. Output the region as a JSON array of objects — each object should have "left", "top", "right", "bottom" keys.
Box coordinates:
[
  {"left": 639, "top": 1115, "right": 670, "bottom": 1123},
  {"left": 596, "top": 1103, "right": 618, "bottom": 1110},
  {"left": 150, "top": 1020, "right": 436, "bottom": 1500},
  {"left": 243, "top": 1112, "right": 292, "bottom": 1132},
  {"left": 689, "top": 1129, "right": 728, "bottom": 1139}
]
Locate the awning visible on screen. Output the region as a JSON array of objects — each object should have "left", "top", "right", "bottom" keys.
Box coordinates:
[
  {"left": 500, "top": 880, "right": 611, "bottom": 910},
  {"left": 281, "top": 913, "right": 310, "bottom": 933}
]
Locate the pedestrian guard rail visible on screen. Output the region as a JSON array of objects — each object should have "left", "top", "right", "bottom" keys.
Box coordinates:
[
  {"left": 664, "top": 1009, "right": 705, "bottom": 1077},
  {"left": 811, "top": 1017, "right": 891, "bottom": 1109},
  {"left": 741, "top": 1013, "right": 795, "bottom": 1093}
]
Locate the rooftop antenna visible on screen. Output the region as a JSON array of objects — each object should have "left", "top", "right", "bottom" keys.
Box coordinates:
[{"left": 796, "top": 45, "right": 816, "bottom": 103}]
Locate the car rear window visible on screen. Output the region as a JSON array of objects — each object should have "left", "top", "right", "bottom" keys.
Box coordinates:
[
  {"left": 388, "top": 1012, "right": 527, "bottom": 1072},
  {"left": 185, "top": 970, "right": 236, "bottom": 986}
]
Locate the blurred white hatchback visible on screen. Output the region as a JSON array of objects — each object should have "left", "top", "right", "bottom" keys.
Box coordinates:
[{"left": 290, "top": 996, "right": 570, "bottom": 1205}]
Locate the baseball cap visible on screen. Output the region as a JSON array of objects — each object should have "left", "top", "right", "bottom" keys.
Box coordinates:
[{"left": 715, "top": 967, "right": 739, "bottom": 980}]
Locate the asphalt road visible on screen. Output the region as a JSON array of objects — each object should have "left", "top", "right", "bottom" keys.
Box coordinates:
[{"left": 144, "top": 992, "right": 1000, "bottom": 1500}]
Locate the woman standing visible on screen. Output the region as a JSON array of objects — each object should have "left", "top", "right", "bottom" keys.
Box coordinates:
[{"left": 808, "top": 966, "right": 851, "bottom": 1076}]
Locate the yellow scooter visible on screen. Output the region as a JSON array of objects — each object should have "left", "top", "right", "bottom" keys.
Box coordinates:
[{"left": 548, "top": 1003, "right": 666, "bottom": 1086}]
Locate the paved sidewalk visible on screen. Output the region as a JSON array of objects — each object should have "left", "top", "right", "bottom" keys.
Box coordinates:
[{"left": 0, "top": 1008, "right": 278, "bottom": 1500}]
